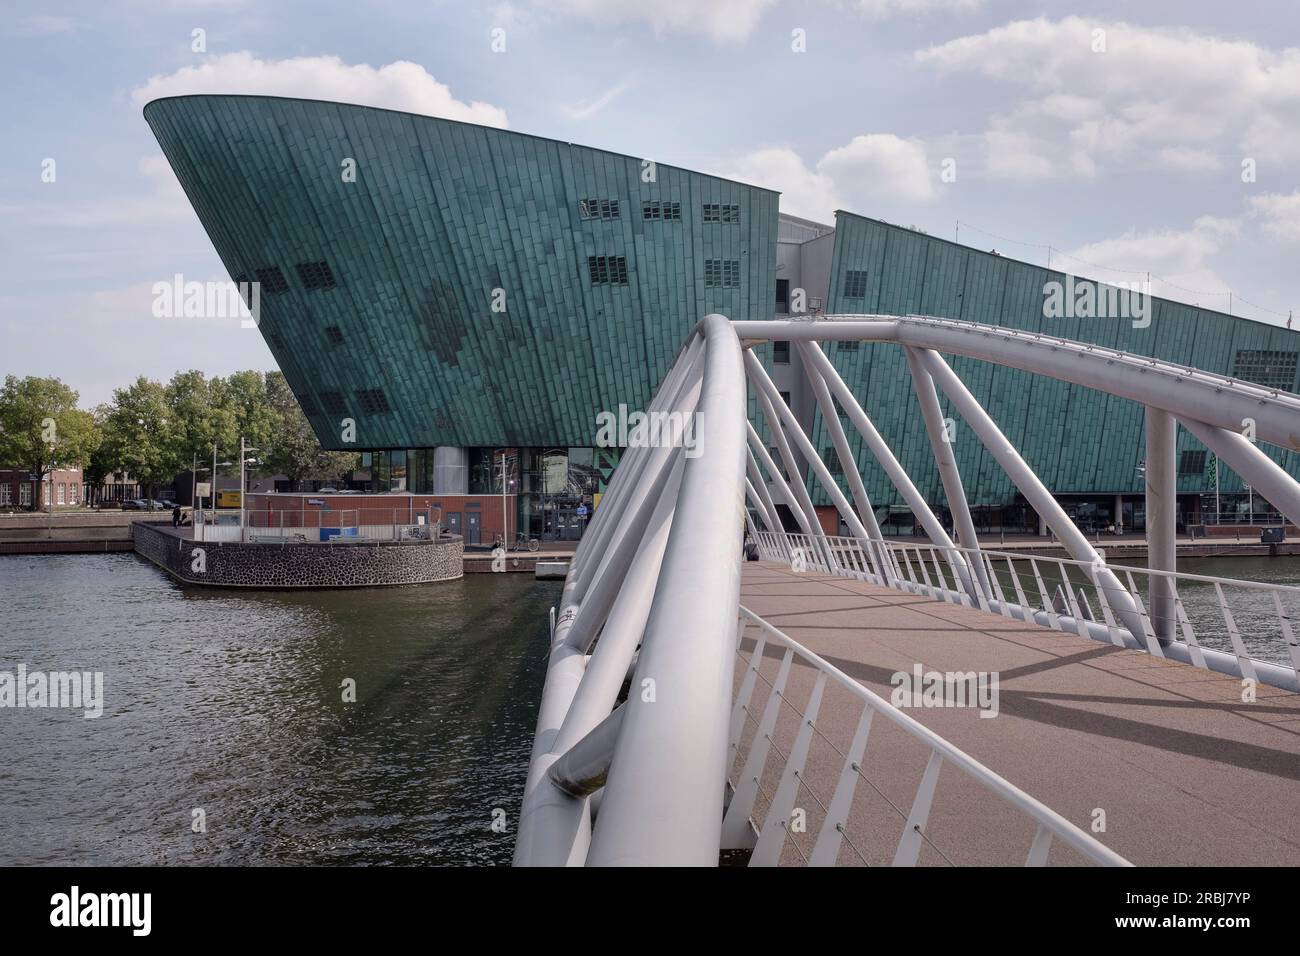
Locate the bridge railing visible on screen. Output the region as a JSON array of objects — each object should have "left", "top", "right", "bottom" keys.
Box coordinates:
[
  {"left": 753, "top": 531, "right": 1300, "bottom": 691},
  {"left": 727, "top": 605, "right": 1132, "bottom": 866}
]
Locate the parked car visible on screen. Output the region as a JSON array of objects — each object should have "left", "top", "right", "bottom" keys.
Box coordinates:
[{"left": 119, "top": 499, "right": 148, "bottom": 510}]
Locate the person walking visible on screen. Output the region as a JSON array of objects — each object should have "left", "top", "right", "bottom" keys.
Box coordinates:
[{"left": 172, "top": 504, "right": 181, "bottom": 528}]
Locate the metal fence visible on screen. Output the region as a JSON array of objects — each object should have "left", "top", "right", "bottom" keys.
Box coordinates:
[
  {"left": 194, "top": 507, "right": 440, "bottom": 544},
  {"left": 754, "top": 531, "right": 1300, "bottom": 692}
]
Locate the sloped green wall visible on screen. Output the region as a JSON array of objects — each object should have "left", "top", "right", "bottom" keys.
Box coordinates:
[{"left": 145, "top": 95, "right": 778, "bottom": 450}]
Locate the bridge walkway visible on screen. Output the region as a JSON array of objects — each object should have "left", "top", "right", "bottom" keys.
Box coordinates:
[{"left": 736, "top": 562, "right": 1300, "bottom": 866}]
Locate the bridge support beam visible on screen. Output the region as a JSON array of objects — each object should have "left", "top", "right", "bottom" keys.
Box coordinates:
[
  {"left": 915, "top": 347, "right": 1149, "bottom": 642},
  {"left": 1145, "top": 406, "right": 1177, "bottom": 641},
  {"left": 1183, "top": 419, "right": 1300, "bottom": 534},
  {"left": 905, "top": 346, "right": 988, "bottom": 600},
  {"left": 796, "top": 342, "right": 893, "bottom": 583}
]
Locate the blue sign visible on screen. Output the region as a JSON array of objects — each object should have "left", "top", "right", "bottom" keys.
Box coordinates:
[{"left": 576, "top": 505, "right": 588, "bottom": 516}]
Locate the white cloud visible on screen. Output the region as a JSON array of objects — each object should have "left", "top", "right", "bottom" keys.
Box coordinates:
[
  {"left": 721, "top": 148, "right": 845, "bottom": 222},
  {"left": 1250, "top": 191, "right": 1300, "bottom": 242},
  {"left": 916, "top": 17, "right": 1300, "bottom": 175},
  {"left": 854, "top": 0, "right": 982, "bottom": 18},
  {"left": 818, "top": 134, "right": 936, "bottom": 202},
  {"left": 1057, "top": 216, "right": 1241, "bottom": 310},
  {"left": 131, "top": 53, "right": 508, "bottom": 128},
  {"left": 539, "top": 0, "right": 779, "bottom": 42},
  {"left": 562, "top": 82, "right": 630, "bottom": 120},
  {"left": 719, "top": 133, "right": 935, "bottom": 221},
  {"left": 10, "top": 15, "right": 78, "bottom": 36}
]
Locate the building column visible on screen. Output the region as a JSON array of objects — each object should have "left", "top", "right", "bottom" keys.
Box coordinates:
[
  {"left": 433, "top": 447, "right": 468, "bottom": 495},
  {"left": 1114, "top": 493, "right": 1124, "bottom": 534},
  {"left": 1146, "top": 407, "right": 1177, "bottom": 641}
]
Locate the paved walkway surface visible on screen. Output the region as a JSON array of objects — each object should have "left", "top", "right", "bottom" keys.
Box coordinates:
[{"left": 735, "top": 562, "right": 1300, "bottom": 866}]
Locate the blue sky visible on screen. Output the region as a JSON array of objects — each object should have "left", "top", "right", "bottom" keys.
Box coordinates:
[{"left": 3, "top": 0, "right": 1298, "bottom": 406}]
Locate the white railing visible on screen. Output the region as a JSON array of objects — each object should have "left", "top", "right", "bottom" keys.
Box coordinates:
[
  {"left": 753, "top": 531, "right": 1300, "bottom": 692},
  {"left": 727, "top": 606, "right": 1131, "bottom": 866}
]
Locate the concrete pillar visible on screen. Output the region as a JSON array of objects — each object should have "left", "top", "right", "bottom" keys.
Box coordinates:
[
  {"left": 1145, "top": 407, "right": 1177, "bottom": 641},
  {"left": 433, "top": 447, "right": 468, "bottom": 494},
  {"left": 1114, "top": 493, "right": 1124, "bottom": 534}
]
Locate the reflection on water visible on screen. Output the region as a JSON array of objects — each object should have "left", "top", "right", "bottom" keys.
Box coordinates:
[{"left": 0, "top": 553, "right": 557, "bottom": 866}]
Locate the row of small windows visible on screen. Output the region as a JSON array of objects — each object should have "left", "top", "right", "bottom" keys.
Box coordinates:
[
  {"left": 325, "top": 325, "right": 345, "bottom": 345},
  {"left": 842, "top": 270, "right": 869, "bottom": 298},
  {"left": 579, "top": 198, "right": 621, "bottom": 220},
  {"left": 703, "top": 203, "right": 740, "bottom": 223},
  {"left": 314, "top": 389, "right": 393, "bottom": 418},
  {"left": 1232, "top": 349, "right": 1298, "bottom": 391},
  {"left": 642, "top": 200, "right": 681, "bottom": 221},
  {"left": 1179, "top": 450, "right": 1207, "bottom": 476},
  {"left": 236, "top": 259, "right": 338, "bottom": 296},
  {"left": 588, "top": 255, "right": 629, "bottom": 285},
  {"left": 579, "top": 200, "right": 739, "bottom": 223},
  {"left": 704, "top": 259, "right": 741, "bottom": 288}
]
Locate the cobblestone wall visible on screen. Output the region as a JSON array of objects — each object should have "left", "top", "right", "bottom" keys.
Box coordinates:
[{"left": 132, "top": 522, "right": 463, "bottom": 588}]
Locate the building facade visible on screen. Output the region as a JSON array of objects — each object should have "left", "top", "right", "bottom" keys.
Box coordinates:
[{"left": 147, "top": 95, "right": 1300, "bottom": 537}]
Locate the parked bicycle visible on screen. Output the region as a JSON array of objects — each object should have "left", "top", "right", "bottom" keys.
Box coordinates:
[{"left": 493, "top": 532, "right": 540, "bottom": 552}]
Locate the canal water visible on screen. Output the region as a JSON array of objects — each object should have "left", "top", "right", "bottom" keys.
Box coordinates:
[{"left": 0, "top": 553, "right": 557, "bottom": 866}]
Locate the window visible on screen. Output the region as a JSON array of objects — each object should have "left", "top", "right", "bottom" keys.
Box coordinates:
[
  {"left": 57, "top": 483, "right": 65, "bottom": 505},
  {"left": 703, "top": 203, "right": 740, "bottom": 223},
  {"left": 704, "top": 259, "right": 740, "bottom": 288},
  {"left": 1232, "top": 349, "right": 1298, "bottom": 391},
  {"left": 356, "top": 389, "right": 393, "bottom": 415},
  {"left": 298, "top": 394, "right": 319, "bottom": 417},
  {"left": 318, "top": 391, "right": 348, "bottom": 416},
  {"left": 254, "top": 266, "right": 290, "bottom": 295},
  {"left": 773, "top": 341, "right": 790, "bottom": 364},
  {"left": 775, "top": 279, "right": 790, "bottom": 313},
  {"left": 588, "top": 255, "right": 629, "bottom": 285},
  {"left": 1179, "top": 450, "right": 1207, "bottom": 476},
  {"left": 641, "top": 200, "right": 681, "bottom": 221},
  {"left": 843, "top": 270, "right": 869, "bottom": 298},
  {"left": 839, "top": 341, "right": 860, "bottom": 351},
  {"left": 70, "top": 483, "right": 79, "bottom": 504},
  {"left": 19, "top": 483, "right": 31, "bottom": 507},
  {"left": 579, "top": 199, "right": 620, "bottom": 220},
  {"left": 779, "top": 391, "right": 792, "bottom": 407},
  {"left": 269, "top": 333, "right": 286, "bottom": 351},
  {"left": 768, "top": 448, "right": 788, "bottom": 481},
  {"left": 0, "top": 483, "right": 10, "bottom": 506},
  {"left": 325, "top": 325, "right": 344, "bottom": 345},
  {"left": 295, "top": 260, "right": 337, "bottom": 291}
]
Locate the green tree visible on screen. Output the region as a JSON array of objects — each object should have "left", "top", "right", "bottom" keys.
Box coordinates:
[
  {"left": 0, "top": 375, "right": 100, "bottom": 509},
  {"left": 262, "top": 372, "right": 357, "bottom": 489},
  {"left": 101, "top": 377, "right": 180, "bottom": 507}
]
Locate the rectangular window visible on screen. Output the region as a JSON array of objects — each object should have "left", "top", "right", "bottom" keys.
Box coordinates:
[
  {"left": 57, "top": 482, "right": 66, "bottom": 505},
  {"left": 1232, "top": 349, "right": 1298, "bottom": 391},
  {"left": 824, "top": 447, "right": 842, "bottom": 476},
  {"left": 773, "top": 341, "right": 790, "bottom": 364},
  {"left": 839, "top": 341, "right": 860, "bottom": 351},
  {"left": 295, "top": 260, "right": 337, "bottom": 291},
  {"left": 641, "top": 200, "right": 681, "bottom": 221},
  {"left": 19, "top": 483, "right": 31, "bottom": 507},
  {"left": 254, "top": 266, "right": 290, "bottom": 295},
  {"left": 588, "top": 255, "right": 629, "bottom": 285},
  {"left": 356, "top": 389, "right": 393, "bottom": 415},
  {"left": 0, "top": 483, "right": 10, "bottom": 506},
  {"left": 579, "top": 198, "right": 621, "bottom": 220},
  {"left": 703, "top": 203, "right": 740, "bottom": 223},
  {"left": 775, "top": 279, "right": 790, "bottom": 312},
  {"left": 843, "top": 270, "right": 869, "bottom": 298},
  {"left": 1179, "top": 450, "right": 1207, "bottom": 476},
  {"left": 704, "top": 258, "right": 740, "bottom": 288},
  {"left": 70, "top": 483, "right": 79, "bottom": 504},
  {"left": 318, "top": 391, "right": 348, "bottom": 416},
  {"left": 780, "top": 391, "right": 792, "bottom": 407}
]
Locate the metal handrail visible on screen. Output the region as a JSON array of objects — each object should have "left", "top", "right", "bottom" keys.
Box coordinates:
[{"left": 734, "top": 606, "right": 1132, "bottom": 867}]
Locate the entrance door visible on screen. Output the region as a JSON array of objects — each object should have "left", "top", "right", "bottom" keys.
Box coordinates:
[
  {"left": 446, "top": 512, "right": 462, "bottom": 537},
  {"left": 465, "top": 511, "right": 480, "bottom": 545}
]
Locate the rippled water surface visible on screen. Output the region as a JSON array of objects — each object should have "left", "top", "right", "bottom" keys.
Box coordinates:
[{"left": 0, "top": 554, "right": 557, "bottom": 866}]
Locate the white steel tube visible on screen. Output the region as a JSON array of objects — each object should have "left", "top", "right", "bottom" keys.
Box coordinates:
[{"left": 1145, "top": 407, "right": 1177, "bottom": 640}]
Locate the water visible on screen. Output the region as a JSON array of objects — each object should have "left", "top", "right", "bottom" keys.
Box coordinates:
[{"left": 0, "top": 553, "right": 558, "bottom": 866}]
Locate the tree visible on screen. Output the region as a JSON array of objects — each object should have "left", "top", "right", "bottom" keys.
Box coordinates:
[
  {"left": 0, "top": 375, "right": 100, "bottom": 509},
  {"left": 100, "top": 377, "right": 180, "bottom": 506},
  {"left": 262, "top": 372, "right": 358, "bottom": 489}
]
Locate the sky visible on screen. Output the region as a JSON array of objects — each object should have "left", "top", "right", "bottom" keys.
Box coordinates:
[{"left": 2, "top": 0, "right": 1299, "bottom": 407}]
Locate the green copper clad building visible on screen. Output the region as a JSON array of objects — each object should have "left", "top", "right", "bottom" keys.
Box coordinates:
[{"left": 146, "top": 95, "right": 1300, "bottom": 538}]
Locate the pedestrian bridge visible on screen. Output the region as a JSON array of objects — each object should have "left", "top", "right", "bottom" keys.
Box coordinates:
[{"left": 515, "top": 314, "right": 1300, "bottom": 867}]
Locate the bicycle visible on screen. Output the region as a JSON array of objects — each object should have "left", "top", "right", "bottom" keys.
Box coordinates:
[{"left": 493, "top": 532, "right": 540, "bottom": 552}]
